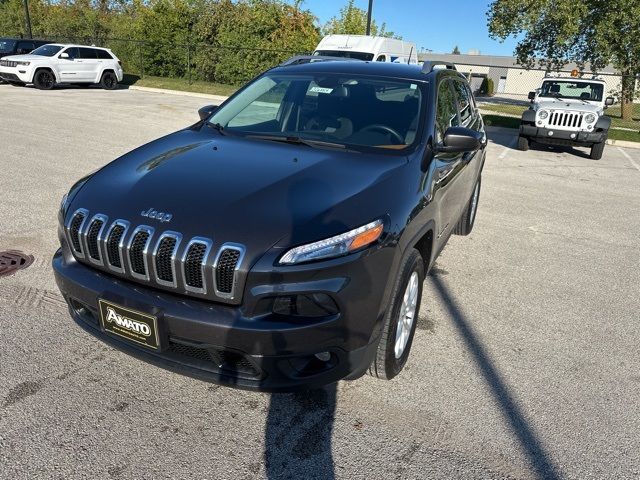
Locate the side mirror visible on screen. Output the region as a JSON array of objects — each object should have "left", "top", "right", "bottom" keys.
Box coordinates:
[
  {"left": 438, "top": 127, "right": 483, "bottom": 153},
  {"left": 59, "top": 52, "right": 70, "bottom": 59},
  {"left": 605, "top": 97, "right": 614, "bottom": 106},
  {"left": 528, "top": 91, "right": 536, "bottom": 100},
  {"left": 198, "top": 104, "right": 218, "bottom": 121}
]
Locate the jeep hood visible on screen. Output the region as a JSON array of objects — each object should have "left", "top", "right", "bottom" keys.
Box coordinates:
[
  {"left": 69, "top": 128, "right": 410, "bottom": 261},
  {"left": 535, "top": 100, "right": 602, "bottom": 114},
  {"left": 1, "top": 54, "right": 45, "bottom": 62}
]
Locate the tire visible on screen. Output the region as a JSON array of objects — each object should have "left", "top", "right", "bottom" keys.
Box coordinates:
[
  {"left": 369, "top": 248, "right": 425, "bottom": 380},
  {"left": 517, "top": 135, "right": 529, "bottom": 151},
  {"left": 453, "top": 176, "right": 481, "bottom": 236},
  {"left": 590, "top": 141, "right": 605, "bottom": 160},
  {"left": 33, "top": 69, "right": 55, "bottom": 90},
  {"left": 99, "top": 71, "right": 118, "bottom": 90}
]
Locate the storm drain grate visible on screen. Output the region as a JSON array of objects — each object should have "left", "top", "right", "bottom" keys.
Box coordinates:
[{"left": 0, "top": 250, "right": 35, "bottom": 278}]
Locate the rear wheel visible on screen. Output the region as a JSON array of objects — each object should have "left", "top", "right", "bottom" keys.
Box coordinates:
[
  {"left": 99, "top": 71, "right": 118, "bottom": 90},
  {"left": 453, "top": 176, "right": 481, "bottom": 236},
  {"left": 517, "top": 135, "right": 529, "bottom": 151},
  {"left": 33, "top": 69, "right": 55, "bottom": 90},
  {"left": 369, "top": 248, "right": 424, "bottom": 380},
  {"left": 590, "top": 141, "right": 605, "bottom": 160}
]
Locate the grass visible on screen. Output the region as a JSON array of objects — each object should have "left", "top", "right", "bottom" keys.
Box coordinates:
[
  {"left": 482, "top": 113, "right": 640, "bottom": 143},
  {"left": 122, "top": 74, "right": 238, "bottom": 97},
  {"left": 478, "top": 100, "right": 640, "bottom": 131}
]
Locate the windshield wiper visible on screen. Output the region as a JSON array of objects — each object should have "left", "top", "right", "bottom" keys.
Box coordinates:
[
  {"left": 246, "top": 134, "right": 347, "bottom": 150},
  {"left": 207, "top": 122, "right": 227, "bottom": 135}
]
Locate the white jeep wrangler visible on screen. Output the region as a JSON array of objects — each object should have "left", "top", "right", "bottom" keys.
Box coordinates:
[{"left": 518, "top": 76, "right": 615, "bottom": 160}]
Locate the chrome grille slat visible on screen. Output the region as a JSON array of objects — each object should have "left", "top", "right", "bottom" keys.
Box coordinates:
[{"left": 65, "top": 211, "right": 245, "bottom": 303}]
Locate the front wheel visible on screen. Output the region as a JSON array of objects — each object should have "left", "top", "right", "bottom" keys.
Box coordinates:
[
  {"left": 517, "top": 135, "right": 529, "bottom": 151},
  {"left": 33, "top": 69, "right": 55, "bottom": 90},
  {"left": 590, "top": 141, "right": 605, "bottom": 160},
  {"left": 99, "top": 71, "right": 118, "bottom": 90},
  {"left": 369, "top": 248, "right": 425, "bottom": 380}
]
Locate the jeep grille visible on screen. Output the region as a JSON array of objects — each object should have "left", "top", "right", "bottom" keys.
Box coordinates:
[
  {"left": 547, "top": 111, "right": 584, "bottom": 129},
  {"left": 0, "top": 60, "right": 17, "bottom": 68},
  {"left": 64, "top": 211, "right": 244, "bottom": 304}
]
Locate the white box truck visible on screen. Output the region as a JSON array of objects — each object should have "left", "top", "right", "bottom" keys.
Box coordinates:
[{"left": 314, "top": 35, "right": 418, "bottom": 64}]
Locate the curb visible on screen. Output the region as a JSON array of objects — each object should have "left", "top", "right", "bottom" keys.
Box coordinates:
[
  {"left": 128, "top": 85, "right": 229, "bottom": 103},
  {"left": 485, "top": 126, "right": 640, "bottom": 150}
]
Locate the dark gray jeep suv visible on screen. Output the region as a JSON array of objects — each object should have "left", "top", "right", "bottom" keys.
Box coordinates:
[{"left": 53, "top": 57, "right": 487, "bottom": 391}]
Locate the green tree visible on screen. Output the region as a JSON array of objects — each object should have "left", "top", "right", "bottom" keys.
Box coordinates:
[
  {"left": 488, "top": 0, "right": 640, "bottom": 120},
  {"left": 323, "top": 0, "right": 401, "bottom": 38},
  {"left": 452, "top": 45, "right": 460, "bottom": 55}
]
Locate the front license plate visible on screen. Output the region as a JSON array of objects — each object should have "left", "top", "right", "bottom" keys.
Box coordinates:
[{"left": 98, "top": 299, "right": 160, "bottom": 350}]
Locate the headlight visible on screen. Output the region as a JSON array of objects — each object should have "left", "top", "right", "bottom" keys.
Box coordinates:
[
  {"left": 279, "top": 220, "right": 384, "bottom": 265},
  {"left": 16, "top": 61, "right": 30, "bottom": 66},
  {"left": 584, "top": 114, "right": 597, "bottom": 124},
  {"left": 538, "top": 110, "right": 549, "bottom": 120}
]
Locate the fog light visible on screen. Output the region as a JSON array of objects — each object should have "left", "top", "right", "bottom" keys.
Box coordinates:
[
  {"left": 548, "top": 131, "right": 554, "bottom": 136},
  {"left": 587, "top": 125, "right": 593, "bottom": 130},
  {"left": 272, "top": 293, "right": 339, "bottom": 317},
  {"left": 315, "top": 351, "right": 331, "bottom": 362},
  {"left": 570, "top": 133, "right": 576, "bottom": 139}
]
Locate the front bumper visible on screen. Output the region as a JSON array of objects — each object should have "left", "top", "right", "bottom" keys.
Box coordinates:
[
  {"left": 0, "top": 67, "right": 32, "bottom": 83},
  {"left": 53, "top": 242, "right": 392, "bottom": 391},
  {"left": 520, "top": 124, "right": 607, "bottom": 146}
]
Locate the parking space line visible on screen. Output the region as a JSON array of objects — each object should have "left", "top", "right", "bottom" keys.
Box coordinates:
[
  {"left": 618, "top": 147, "right": 640, "bottom": 172},
  {"left": 499, "top": 136, "right": 518, "bottom": 160}
]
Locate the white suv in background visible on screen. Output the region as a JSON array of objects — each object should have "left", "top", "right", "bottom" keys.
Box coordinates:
[{"left": 0, "top": 43, "right": 124, "bottom": 90}]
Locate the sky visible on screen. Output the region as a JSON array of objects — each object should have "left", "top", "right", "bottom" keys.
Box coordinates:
[{"left": 293, "top": 0, "right": 520, "bottom": 56}]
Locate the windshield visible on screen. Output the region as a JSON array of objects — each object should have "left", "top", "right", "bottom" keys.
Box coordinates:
[
  {"left": 30, "top": 45, "right": 63, "bottom": 57},
  {"left": 0, "top": 39, "right": 16, "bottom": 52},
  {"left": 314, "top": 50, "right": 375, "bottom": 61},
  {"left": 208, "top": 73, "right": 423, "bottom": 152},
  {"left": 539, "top": 80, "right": 604, "bottom": 102}
]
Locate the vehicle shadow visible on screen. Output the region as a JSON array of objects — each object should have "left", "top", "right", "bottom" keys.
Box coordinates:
[
  {"left": 528, "top": 141, "right": 593, "bottom": 160},
  {"left": 429, "top": 274, "right": 562, "bottom": 479},
  {"left": 264, "top": 385, "right": 337, "bottom": 479}
]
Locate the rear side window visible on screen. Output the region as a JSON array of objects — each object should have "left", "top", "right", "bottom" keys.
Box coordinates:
[
  {"left": 17, "top": 41, "right": 34, "bottom": 51},
  {"left": 78, "top": 47, "right": 97, "bottom": 59},
  {"left": 435, "top": 79, "right": 459, "bottom": 142},
  {"left": 96, "top": 49, "right": 113, "bottom": 60},
  {"left": 452, "top": 80, "right": 473, "bottom": 126}
]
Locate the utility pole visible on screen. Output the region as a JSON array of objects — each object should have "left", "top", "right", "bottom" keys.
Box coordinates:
[
  {"left": 23, "top": 0, "right": 33, "bottom": 39},
  {"left": 366, "top": 0, "right": 373, "bottom": 36}
]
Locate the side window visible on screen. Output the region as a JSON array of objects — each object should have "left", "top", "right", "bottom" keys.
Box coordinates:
[
  {"left": 78, "top": 47, "right": 97, "bottom": 59},
  {"left": 435, "top": 79, "right": 459, "bottom": 142},
  {"left": 62, "top": 47, "right": 79, "bottom": 59},
  {"left": 452, "top": 80, "right": 473, "bottom": 125},
  {"left": 376, "top": 55, "right": 386, "bottom": 62},
  {"left": 16, "top": 41, "right": 34, "bottom": 53},
  {"left": 96, "top": 49, "right": 113, "bottom": 60}
]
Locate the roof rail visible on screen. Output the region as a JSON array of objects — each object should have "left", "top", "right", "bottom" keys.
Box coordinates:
[
  {"left": 421, "top": 61, "right": 457, "bottom": 73},
  {"left": 279, "top": 55, "right": 363, "bottom": 67}
]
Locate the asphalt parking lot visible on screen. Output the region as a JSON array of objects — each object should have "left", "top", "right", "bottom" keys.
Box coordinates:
[{"left": 1, "top": 84, "right": 639, "bottom": 479}]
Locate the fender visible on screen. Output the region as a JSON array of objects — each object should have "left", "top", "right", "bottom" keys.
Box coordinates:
[
  {"left": 521, "top": 109, "right": 536, "bottom": 124},
  {"left": 33, "top": 66, "right": 61, "bottom": 84},
  {"left": 595, "top": 115, "right": 611, "bottom": 131}
]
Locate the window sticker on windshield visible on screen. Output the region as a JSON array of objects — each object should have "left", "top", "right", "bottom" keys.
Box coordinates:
[
  {"left": 410, "top": 84, "right": 418, "bottom": 90},
  {"left": 310, "top": 86, "right": 334, "bottom": 94}
]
